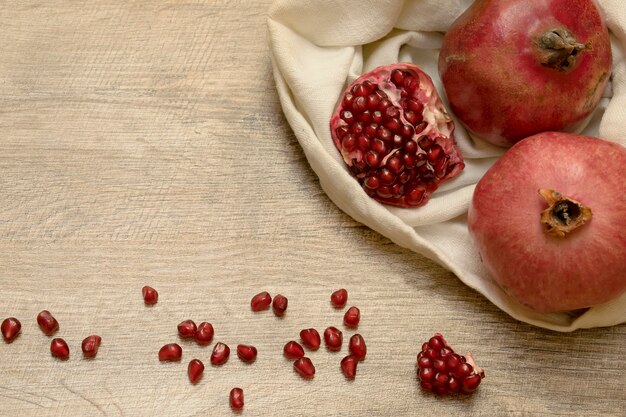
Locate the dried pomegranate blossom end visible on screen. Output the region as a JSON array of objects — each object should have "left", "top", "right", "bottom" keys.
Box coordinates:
[
  {"left": 330, "top": 63, "right": 465, "bottom": 208},
  {"left": 539, "top": 189, "right": 592, "bottom": 237}
]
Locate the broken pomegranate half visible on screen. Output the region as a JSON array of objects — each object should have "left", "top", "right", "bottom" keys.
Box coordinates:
[{"left": 330, "top": 63, "right": 464, "bottom": 207}]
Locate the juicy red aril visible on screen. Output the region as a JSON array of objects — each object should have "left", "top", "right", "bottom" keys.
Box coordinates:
[
  {"left": 283, "top": 341, "right": 305, "bottom": 359},
  {"left": 272, "top": 294, "right": 288, "bottom": 316},
  {"left": 188, "top": 359, "right": 205, "bottom": 384},
  {"left": 324, "top": 326, "right": 343, "bottom": 351},
  {"left": 237, "top": 344, "right": 258, "bottom": 363},
  {"left": 195, "top": 322, "right": 214, "bottom": 345},
  {"left": 341, "top": 355, "right": 358, "bottom": 379},
  {"left": 81, "top": 335, "right": 102, "bottom": 358},
  {"left": 37, "top": 310, "right": 59, "bottom": 336},
  {"left": 343, "top": 306, "right": 360, "bottom": 328},
  {"left": 416, "top": 333, "right": 484, "bottom": 395},
  {"left": 348, "top": 334, "right": 367, "bottom": 361},
  {"left": 177, "top": 320, "right": 197, "bottom": 339},
  {"left": 1, "top": 317, "right": 21, "bottom": 343},
  {"left": 330, "top": 63, "right": 465, "bottom": 207},
  {"left": 142, "top": 286, "right": 158, "bottom": 305},
  {"left": 251, "top": 291, "right": 272, "bottom": 311},
  {"left": 50, "top": 338, "right": 70, "bottom": 360},
  {"left": 299, "top": 328, "right": 321, "bottom": 350},
  {"left": 229, "top": 387, "right": 244, "bottom": 411},
  {"left": 330, "top": 289, "right": 348, "bottom": 308},
  {"left": 159, "top": 343, "right": 182, "bottom": 362},
  {"left": 293, "top": 357, "right": 315, "bottom": 379},
  {"left": 210, "top": 342, "right": 230, "bottom": 365}
]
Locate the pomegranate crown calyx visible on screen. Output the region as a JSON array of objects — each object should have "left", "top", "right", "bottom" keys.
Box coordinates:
[
  {"left": 535, "top": 27, "right": 590, "bottom": 72},
  {"left": 539, "top": 189, "right": 592, "bottom": 237}
]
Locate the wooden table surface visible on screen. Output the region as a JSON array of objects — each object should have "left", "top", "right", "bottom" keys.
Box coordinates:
[{"left": 0, "top": 2, "right": 624, "bottom": 416}]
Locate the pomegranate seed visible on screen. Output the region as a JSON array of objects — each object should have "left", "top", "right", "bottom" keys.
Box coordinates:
[
  {"left": 81, "top": 335, "right": 102, "bottom": 358},
  {"left": 272, "top": 294, "right": 288, "bottom": 316},
  {"left": 283, "top": 341, "right": 305, "bottom": 359},
  {"left": 330, "top": 289, "right": 348, "bottom": 308},
  {"left": 293, "top": 357, "right": 315, "bottom": 379},
  {"left": 210, "top": 342, "right": 230, "bottom": 365},
  {"left": 37, "top": 310, "right": 59, "bottom": 336},
  {"left": 1, "top": 317, "right": 21, "bottom": 343},
  {"left": 236, "top": 344, "right": 258, "bottom": 363},
  {"left": 416, "top": 333, "right": 485, "bottom": 395},
  {"left": 341, "top": 355, "right": 358, "bottom": 379},
  {"left": 195, "top": 322, "right": 214, "bottom": 345},
  {"left": 343, "top": 306, "right": 360, "bottom": 328},
  {"left": 188, "top": 359, "right": 205, "bottom": 384},
  {"left": 158, "top": 343, "right": 182, "bottom": 362},
  {"left": 250, "top": 291, "right": 272, "bottom": 311},
  {"left": 348, "top": 334, "right": 367, "bottom": 361},
  {"left": 324, "top": 326, "right": 343, "bottom": 351},
  {"left": 299, "top": 328, "right": 321, "bottom": 350},
  {"left": 229, "top": 387, "right": 244, "bottom": 411},
  {"left": 50, "top": 338, "right": 70, "bottom": 360},
  {"left": 177, "top": 320, "right": 197, "bottom": 339},
  {"left": 142, "top": 286, "right": 158, "bottom": 305}
]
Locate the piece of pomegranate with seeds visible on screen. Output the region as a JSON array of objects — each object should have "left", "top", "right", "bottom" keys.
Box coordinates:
[
  {"left": 1, "top": 317, "right": 21, "bottom": 343},
  {"left": 417, "top": 333, "right": 484, "bottom": 395},
  {"left": 439, "top": 0, "right": 612, "bottom": 146},
  {"left": 330, "top": 63, "right": 465, "bottom": 207},
  {"left": 468, "top": 132, "right": 626, "bottom": 312}
]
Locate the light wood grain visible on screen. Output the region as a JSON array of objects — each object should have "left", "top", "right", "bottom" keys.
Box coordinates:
[{"left": 0, "top": 1, "right": 624, "bottom": 416}]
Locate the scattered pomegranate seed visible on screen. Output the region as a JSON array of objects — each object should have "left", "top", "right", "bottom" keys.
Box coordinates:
[
  {"left": 250, "top": 291, "right": 272, "bottom": 312},
  {"left": 236, "top": 344, "right": 258, "bottom": 363},
  {"left": 50, "top": 338, "right": 70, "bottom": 360},
  {"left": 195, "top": 322, "right": 214, "bottom": 345},
  {"left": 177, "top": 320, "right": 197, "bottom": 339},
  {"left": 36, "top": 310, "right": 59, "bottom": 336},
  {"left": 348, "top": 333, "right": 367, "bottom": 361},
  {"left": 81, "top": 335, "right": 102, "bottom": 358},
  {"left": 330, "top": 289, "right": 348, "bottom": 308},
  {"left": 283, "top": 341, "right": 305, "bottom": 359},
  {"left": 293, "top": 357, "right": 315, "bottom": 379},
  {"left": 229, "top": 387, "right": 244, "bottom": 411},
  {"left": 299, "top": 328, "right": 321, "bottom": 350},
  {"left": 1, "top": 317, "right": 21, "bottom": 343},
  {"left": 416, "top": 333, "right": 485, "bottom": 395},
  {"left": 272, "top": 294, "right": 288, "bottom": 316},
  {"left": 324, "top": 326, "right": 343, "bottom": 351},
  {"left": 341, "top": 355, "right": 358, "bottom": 379},
  {"left": 210, "top": 342, "right": 230, "bottom": 365},
  {"left": 158, "top": 343, "right": 182, "bottom": 362},
  {"left": 343, "top": 306, "right": 360, "bottom": 328},
  {"left": 142, "top": 286, "right": 158, "bottom": 305},
  {"left": 188, "top": 359, "right": 205, "bottom": 384}
]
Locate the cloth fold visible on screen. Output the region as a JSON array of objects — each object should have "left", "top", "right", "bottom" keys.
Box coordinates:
[{"left": 268, "top": 0, "right": 626, "bottom": 331}]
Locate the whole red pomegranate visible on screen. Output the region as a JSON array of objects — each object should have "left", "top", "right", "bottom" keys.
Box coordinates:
[
  {"left": 330, "top": 63, "right": 465, "bottom": 207},
  {"left": 439, "top": 0, "right": 612, "bottom": 146},
  {"left": 468, "top": 132, "right": 626, "bottom": 313}
]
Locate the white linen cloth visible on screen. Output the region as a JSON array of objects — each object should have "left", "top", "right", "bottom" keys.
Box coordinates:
[{"left": 267, "top": 0, "right": 626, "bottom": 331}]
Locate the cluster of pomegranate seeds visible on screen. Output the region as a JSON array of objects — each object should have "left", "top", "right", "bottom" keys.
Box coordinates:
[
  {"left": 81, "top": 335, "right": 102, "bottom": 358},
  {"left": 250, "top": 291, "right": 272, "bottom": 312},
  {"left": 343, "top": 306, "right": 360, "bottom": 328},
  {"left": 236, "top": 344, "right": 257, "bottom": 363},
  {"left": 323, "top": 326, "right": 343, "bottom": 351},
  {"left": 210, "top": 342, "right": 231, "bottom": 366},
  {"left": 158, "top": 343, "right": 183, "bottom": 362},
  {"left": 283, "top": 341, "right": 305, "bottom": 359},
  {"left": 142, "top": 286, "right": 159, "bottom": 305},
  {"left": 299, "top": 328, "right": 321, "bottom": 350},
  {"left": 293, "top": 357, "right": 316, "bottom": 379},
  {"left": 330, "top": 288, "right": 348, "bottom": 308},
  {"left": 50, "top": 338, "right": 70, "bottom": 360},
  {"left": 272, "top": 294, "right": 288, "bottom": 316},
  {"left": 188, "top": 359, "right": 205, "bottom": 384},
  {"left": 177, "top": 319, "right": 198, "bottom": 339},
  {"left": 417, "top": 333, "right": 485, "bottom": 395},
  {"left": 195, "top": 322, "right": 215, "bottom": 345},
  {"left": 229, "top": 387, "right": 244, "bottom": 411},
  {"left": 1, "top": 317, "right": 21, "bottom": 343},
  {"left": 37, "top": 310, "right": 60, "bottom": 336}
]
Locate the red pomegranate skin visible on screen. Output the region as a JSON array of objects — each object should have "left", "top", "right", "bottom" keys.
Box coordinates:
[
  {"left": 468, "top": 132, "right": 626, "bottom": 313},
  {"left": 439, "top": 0, "right": 612, "bottom": 146}
]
